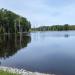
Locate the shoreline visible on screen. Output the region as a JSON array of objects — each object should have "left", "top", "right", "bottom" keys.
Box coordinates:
[{"left": 0, "top": 66, "right": 55, "bottom": 75}]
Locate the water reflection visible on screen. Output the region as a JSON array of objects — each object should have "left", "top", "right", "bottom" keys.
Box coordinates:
[
  {"left": 64, "top": 34, "right": 70, "bottom": 38},
  {"left": 1, "top": 31, "right": 75, "bottom": 75},
  {"left": 0, "top": 33, "right": 31, "bottom": 59}
]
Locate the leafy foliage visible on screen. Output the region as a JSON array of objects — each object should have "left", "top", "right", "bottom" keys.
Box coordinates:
[{"left": 0, "top": 8, "right": 31, "bottom": 33}]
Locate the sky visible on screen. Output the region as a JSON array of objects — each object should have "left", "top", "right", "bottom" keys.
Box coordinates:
[{"left": 0, "top": 0, "right": 75, "bottom": 27}]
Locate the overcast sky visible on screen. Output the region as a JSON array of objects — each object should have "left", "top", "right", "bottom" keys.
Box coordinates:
[{"left": 0, "top": 0, "right": 75, "bottom": 27}]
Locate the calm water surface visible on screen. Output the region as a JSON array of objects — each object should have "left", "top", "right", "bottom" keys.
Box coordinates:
[{"left": 0, "top": 31, "right": 75, "bottom": 75}]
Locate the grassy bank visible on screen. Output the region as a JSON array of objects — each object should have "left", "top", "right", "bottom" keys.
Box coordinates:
[
  {"left": 0, "top": 70, "right": 19, "bottom": 75},
  {"left": 0, "top": 66, "right": 55, "bottom": 75}
]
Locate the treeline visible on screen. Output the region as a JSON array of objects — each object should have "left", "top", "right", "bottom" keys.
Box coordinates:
[
  {"left": 0, "top": 8, "right": 31, "bottom": 33},
  {"left": 32, "top": 24, "right": 75, "bottom": 31}
]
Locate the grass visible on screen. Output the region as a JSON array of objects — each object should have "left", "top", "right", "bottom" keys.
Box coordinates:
[{"left": 0, "top": 70, "right": 19, "bottom": 75}]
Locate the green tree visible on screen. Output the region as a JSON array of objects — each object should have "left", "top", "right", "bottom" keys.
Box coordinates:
[{"left": 0, "top": 8, "right": 31, "bottom": 33}]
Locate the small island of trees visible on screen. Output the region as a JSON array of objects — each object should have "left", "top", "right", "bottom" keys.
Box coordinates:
[{"left": 0, "top": 8, "right": 31, "bottom": 33}]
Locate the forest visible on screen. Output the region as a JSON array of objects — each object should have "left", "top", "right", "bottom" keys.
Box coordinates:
[
  {"left": 0, "top": 8, "right": 31, "bottom": 33},
  {"left": 1, "top": 8, "right": 75, "bottom": 33},
  {"left": 32, "top": 24, "right": 75, "bottom": 31}
]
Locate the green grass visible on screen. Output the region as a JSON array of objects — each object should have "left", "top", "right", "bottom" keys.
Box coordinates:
[{"left": 0, "top": 70, "right": 19, "bottom": 75}]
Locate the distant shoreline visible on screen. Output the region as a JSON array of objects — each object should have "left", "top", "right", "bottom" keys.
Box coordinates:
[
  {"left": 0, "top": 66, "right": 55, "bottom": 75},
  {"left": 31, "top": 25, "right": 75, "bottom": 31}
]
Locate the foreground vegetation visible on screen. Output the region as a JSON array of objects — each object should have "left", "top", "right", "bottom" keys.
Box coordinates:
[
  {"left": 32, "top": 24, "right": 75, "bottom": 31},
  {"left": 0, "top": 8, "right": 31, "bottom": 33},
  {"left": 0, "top": 70, "right": 19, "bottom": 75}
]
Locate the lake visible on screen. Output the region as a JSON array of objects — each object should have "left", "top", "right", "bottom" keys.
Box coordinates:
[{"left": 0, "top": 31, "right": 75, "bottom": 75}]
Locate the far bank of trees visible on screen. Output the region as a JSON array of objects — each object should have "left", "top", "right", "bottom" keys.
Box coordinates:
[
  {"left": 0, "top": 8, "right": 31, "bottom": 33},
  {"left": 32, "top": 24, "right": 75, "bottom": 31}
]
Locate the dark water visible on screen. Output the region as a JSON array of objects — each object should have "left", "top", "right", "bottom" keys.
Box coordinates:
[{"left": 0, "top": 31, "right": 75, "bottom": 75}]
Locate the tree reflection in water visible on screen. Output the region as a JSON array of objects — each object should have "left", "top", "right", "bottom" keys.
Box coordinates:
[{"left": 0, "top": 33, "right": 31, "bottom": 59}]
